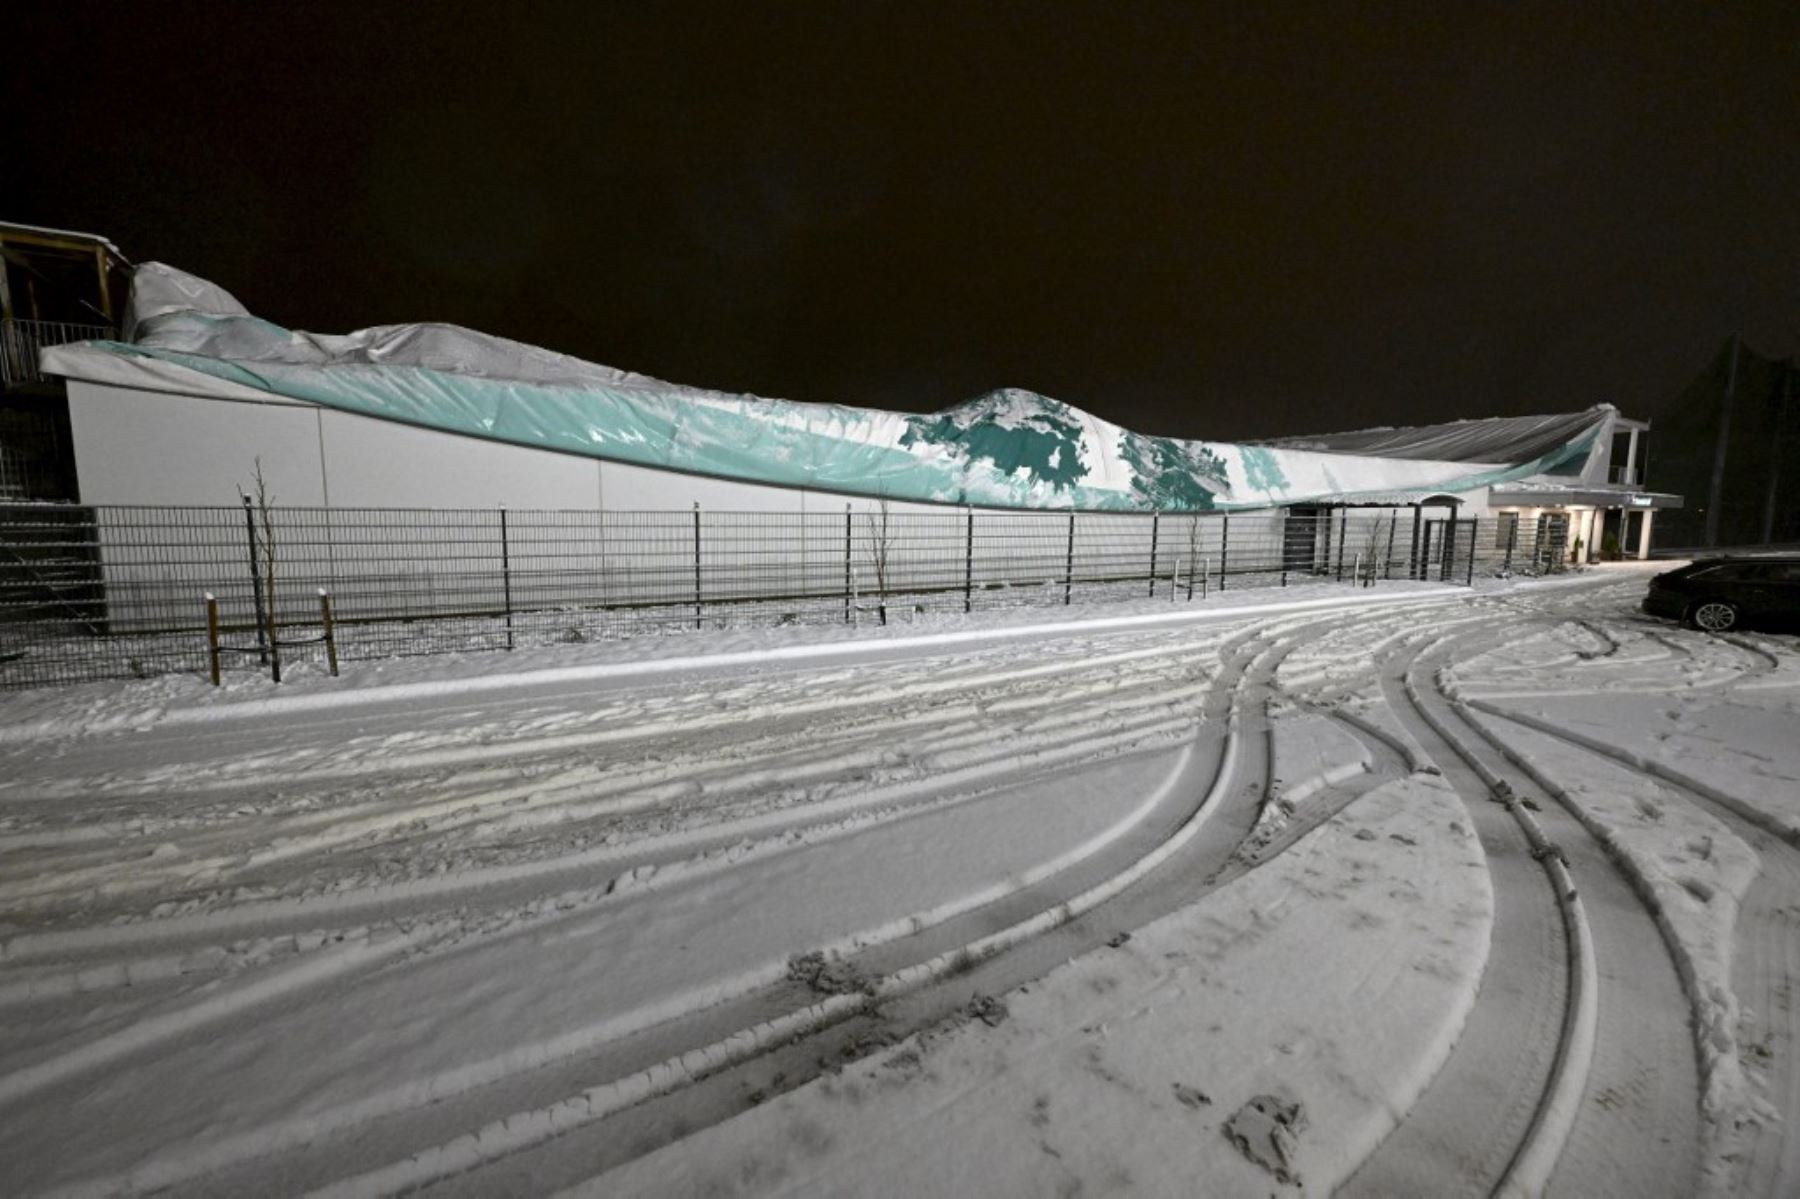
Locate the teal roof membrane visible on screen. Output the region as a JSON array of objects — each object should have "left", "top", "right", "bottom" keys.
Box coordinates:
[{"left": 52, "top": 264, "right": 1611, "bottom": 513}]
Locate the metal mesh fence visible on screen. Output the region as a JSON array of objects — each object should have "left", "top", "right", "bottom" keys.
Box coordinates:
[{"left": 0, "top": 501, "right": 1569, "bottom": 690}]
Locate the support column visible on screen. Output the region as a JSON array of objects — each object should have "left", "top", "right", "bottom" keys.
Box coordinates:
[
  {"left": 1623, "top": 429, "right": 1639, "bottom": 486},
  {"left": 95, "top": 244, "right": 115, "bottom": 324},
  {"left": 1444, "top": 501, "right": 1458, "bottom": 578},
  {"left": 1637, "top": 509, "right": 1656, "bottom": 560}
]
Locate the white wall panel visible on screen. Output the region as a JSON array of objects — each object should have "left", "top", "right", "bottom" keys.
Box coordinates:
[
  {"left": 319, "top": 412, "right": 599, "bottom": 509},
  {"left": 68, "top": 381, "right": 327, "bottom": 507}
]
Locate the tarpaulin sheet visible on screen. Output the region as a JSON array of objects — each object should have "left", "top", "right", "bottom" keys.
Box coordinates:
[
  {"left": 43, "top": 264, "right": 1610, "bottom": 512},
  {"left": 1261, "top": 410, "right": 1614, "bottom": 464}
]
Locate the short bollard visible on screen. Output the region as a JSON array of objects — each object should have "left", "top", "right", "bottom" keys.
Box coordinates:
[
  {"left": 318, "top": 589, "right": 340, "bottom": 678},
  {"left": 204, "top": 593, "right": 221, "bottom": 686}
]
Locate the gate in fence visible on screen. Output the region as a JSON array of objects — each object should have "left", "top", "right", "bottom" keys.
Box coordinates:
[{"left": 1, "top": 501, "right": 1567, "bottom": 690}]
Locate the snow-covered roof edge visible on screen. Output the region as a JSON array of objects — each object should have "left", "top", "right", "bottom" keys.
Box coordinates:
[
  {"left": 1260, "top": 407, "right": 1621, "bottom": 465},
  {"left": 42, "top": 264, "right": 1612, "bottom": 513}
]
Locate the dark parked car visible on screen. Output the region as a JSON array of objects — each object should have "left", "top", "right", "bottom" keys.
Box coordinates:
[{"left": 1642, "top": 556, "right": 1800, "bottom": 632}]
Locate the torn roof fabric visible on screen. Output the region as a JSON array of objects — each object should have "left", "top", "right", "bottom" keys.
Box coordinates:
[{"left": 41, "top": 263, "right": 1615, "bottom": 513}]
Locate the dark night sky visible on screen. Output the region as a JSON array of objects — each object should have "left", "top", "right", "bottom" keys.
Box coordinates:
[{"left": 10, "top": 2, "right": 1798, "bottom": 440}]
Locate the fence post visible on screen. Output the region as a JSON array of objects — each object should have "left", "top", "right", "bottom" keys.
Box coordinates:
[
  {"left": 499, "top": 506, "right": 514, "bottom": 651},
  {"left": 1063, "top": 512, "right": 1076, "bottom": 605},
  {"left": 318, "top": 588, "right": 340, "bottom": 676},
  {"left": 1386, "top": 508, "right": 1397, "bottom": 578},
  {"left": 1218, "top": 513, "right": 1229, "bottom": 591},
  {"left": 1325, "top": 507, "right": 1335, "bottom": 581},
  {"left": 1336, "top": 508, "right": 1348, "bottom": 582},
  {"left": 205, "top": 593, "right": 221, "bottom": 686},
  {"left": 964, "top": 508, "right": 975, "bottom": 613},
  {"left": 1185, "top": 516, "right": 1197, "bottom": 601},
  {"left": 1409, "top": 505, "right": 1423, "bottom": 579},
  {"left": 1147, "top": 511, "right": 1160, "bottom": 597},
  {"left": 693, "top": 502, "right": 703, "bottom": 630},
  {"left": 1466, "top": 520, "right": 1477, "bottom": 586},
  {"left": 242, "top": 495, "right": 269, "bottom": 666},
  {"left": 844, "top": 504, "right": 853, "bottom": 625}
]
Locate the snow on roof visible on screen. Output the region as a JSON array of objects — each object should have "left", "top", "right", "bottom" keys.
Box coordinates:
[
  {"left": 41, "top": 263, "right": 1612, "bottom": 513},
  {"left": 1260, "top": 408, "right": 1618, "bottom": 464},
  {"left": 0, "top": 220, "right": 132, "bottom": 262}
]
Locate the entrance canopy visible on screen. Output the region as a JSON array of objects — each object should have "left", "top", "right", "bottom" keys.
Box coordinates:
[{"left": 1488, "top": 484, "right": 1684, "bottom": 510}]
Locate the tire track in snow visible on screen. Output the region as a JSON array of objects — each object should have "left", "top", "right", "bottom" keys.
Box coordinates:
[
  {"left": 192, "top": 618, "right": 1289, "bottom": 1196},
  {"left": 1208, "top": 707, "right": 1410, "bottom": 883},
  {"left": 14, "top": 748, "right": 1202, "bottom": 1188},
  {"left": 26, "top": 746, "right": 1210, "bottom": 1198},
  {"left": 1341, "top": 630, "right": 1593, "bottom": 1198},
  {"left": 1346, "top": 596, "right": 1711, "bottom": 1199},
  {"left": 274, "top": 582, "right": 1663, "bottom": 1196},
  {"left": 7, "top": 682, "right": 1200, "bottom": 907},
  {"left": 292, "top": 610, "right": 1413, "bottom": 1196},
  {"left": 0, "top": 690, "right": 1204, "bottom": 1097},
  {"left": 1462, "top": 698, "right": 1800, "bottom": 1198},
  {"left": 7, "top": 619, "right": 1310, "bottom": 1188},
  {"left": 7, "top": 583, "right": 1699, "bottom": 1188},
  {"left": 414, "top": 607, "right": 1451, "bottom": 1196},
  {"left": 1449, "top": 613, "right": 1776, "bottom": 701},
  {"left": 0, "top": 642, "right": 1226, "bottom": 921},
  {"left": 0, "top": 629, "right": 1246, "bottom": 801},
  {"left": 0, "top": 712, "right": 1196, "bottom": 998},
  {"left": 1424, "top": 657, "right": 1698, "bottom": 1199}
]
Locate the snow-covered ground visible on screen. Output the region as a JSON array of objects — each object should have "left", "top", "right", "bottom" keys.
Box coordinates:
[{"left": 1, "top": 565, "right": 1796, "bottom": 1197}]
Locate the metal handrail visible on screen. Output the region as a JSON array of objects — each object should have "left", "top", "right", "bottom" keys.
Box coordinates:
[{"left": 1, "top": 318, "right": 114, "bottom": 387}]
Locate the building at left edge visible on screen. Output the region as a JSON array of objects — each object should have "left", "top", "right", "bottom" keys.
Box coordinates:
[{"left": 0, "top": 222, "right": 131, "bottom": 501}]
